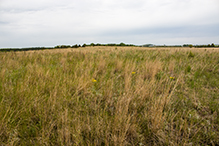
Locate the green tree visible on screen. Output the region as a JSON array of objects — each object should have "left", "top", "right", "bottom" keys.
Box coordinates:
[
  {"left": 119, "top": 42, "right": 126, "bottom": 46},
  {"left": 211, "top": 43, "right": 215, "bottom": 47},
  {"left": 188, "top": 44, "right": 193, "bottom": 48}
]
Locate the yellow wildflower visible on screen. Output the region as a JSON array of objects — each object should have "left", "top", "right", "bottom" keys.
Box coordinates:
[
  {"left": 92, "top": 79, "right": 97, "bottom": 83},
  {"left": 170, "top": 77, "right": 175, "bottom": 80},
  {"left": 132, "top": 72, "right": 136, "bottom": 75}
]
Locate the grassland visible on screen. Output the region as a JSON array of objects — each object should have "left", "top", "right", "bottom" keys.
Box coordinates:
[{"left": 0, "top": 46, "right": 219, "bottom": 145}]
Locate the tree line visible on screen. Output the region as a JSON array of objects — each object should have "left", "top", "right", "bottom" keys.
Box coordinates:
[{"left": 0, "top": 43, "right": 218, "bottom": 52}]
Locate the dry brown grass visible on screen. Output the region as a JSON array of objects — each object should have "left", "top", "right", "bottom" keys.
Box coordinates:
[{"left": 0, "top": 46, "right": 219, "bottom": 145}]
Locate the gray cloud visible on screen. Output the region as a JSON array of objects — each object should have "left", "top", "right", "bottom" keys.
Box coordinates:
[{"left": 0, "top": 0, "right": 219, "bottom": 48}]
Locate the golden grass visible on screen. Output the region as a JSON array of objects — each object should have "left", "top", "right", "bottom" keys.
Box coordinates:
[{"left": 0, "top": 46, "right": 219, "bottom": 145}]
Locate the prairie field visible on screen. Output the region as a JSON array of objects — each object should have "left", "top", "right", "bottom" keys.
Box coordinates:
[{"left": 0, "top": 46, "right": 219, "bottom": 145}]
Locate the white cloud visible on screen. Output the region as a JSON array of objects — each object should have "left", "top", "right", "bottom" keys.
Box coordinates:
[{"left": 0, "top": 0, "right": 219, "bottom": 47}]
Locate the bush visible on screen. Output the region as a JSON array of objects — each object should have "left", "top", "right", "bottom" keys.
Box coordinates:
[
  {"left": 188, "top": 51, "right": 195, "bottom": 58},
  {"left": 186, "top": 65, "right": 191, "bottom": 73}
]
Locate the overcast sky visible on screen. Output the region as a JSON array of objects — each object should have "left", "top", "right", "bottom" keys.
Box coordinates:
[{"left": 0, "top": 0, "right": 219, "bottom": 48}]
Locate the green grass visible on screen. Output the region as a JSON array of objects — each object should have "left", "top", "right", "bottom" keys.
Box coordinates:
[{"left": 0, "top": 47, "right": 219, "bottom": 145}]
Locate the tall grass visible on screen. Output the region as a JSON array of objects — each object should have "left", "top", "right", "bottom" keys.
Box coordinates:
[{"left": 0, "top": 47, "right": 219, "bottom": 145}]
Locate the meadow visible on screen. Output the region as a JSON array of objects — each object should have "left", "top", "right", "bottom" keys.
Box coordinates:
[{"left": 0, "top": 46, "right": 219, "bottom": 145}]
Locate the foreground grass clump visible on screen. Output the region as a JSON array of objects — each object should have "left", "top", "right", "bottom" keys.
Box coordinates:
[{"left": 0, "top": 47, "right": 219, "bottom": 145}]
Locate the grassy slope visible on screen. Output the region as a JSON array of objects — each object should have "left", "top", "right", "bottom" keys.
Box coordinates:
[{"left": 0, "top": 47, "right": 219, "bottom": 145}]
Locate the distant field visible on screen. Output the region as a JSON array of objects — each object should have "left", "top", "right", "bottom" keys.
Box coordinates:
[{"left": 0, "top": 46, "right": 219, "bottom": 145}]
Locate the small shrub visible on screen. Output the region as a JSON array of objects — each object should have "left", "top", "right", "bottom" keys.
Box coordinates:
[
  {"left": 188, "top": 51, "right": 195, "bottom": 58},
  {"left": 186, "top": 65, "right": 191, "bottom": 73}
]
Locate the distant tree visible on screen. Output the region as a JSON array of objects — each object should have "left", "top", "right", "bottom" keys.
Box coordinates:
[
  {"left": 60, "top": 45, "right": 70, "bottom": 48},
  {"left": 211, "top": 43, "right": 215, "bottom": 47},
  {"left": 183, "top": 44, "right": 193, "bottom": 47},
  {"left": 71, "top": 44, "right": 78, "bottom": 48},
  {"left": 188, "top": 44, "right": 193, "bottom": 48},
  {"left": 90, "top": 43, "right": 95, "bottom": 47},
  {"left": 107, "top": 44, "right": 116, "bottom": 46},
  {"left": 96, "top": 43, "right": 101, "bottom": 46},
  {"left": 82, "top": 44, "right": 86, "bottom": 47},
  {"left": 54, "top": 45, "right": 60, "bottom": 48},
  {"left": 119, "top": 42, "right": 126, "bottom": 46}
]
